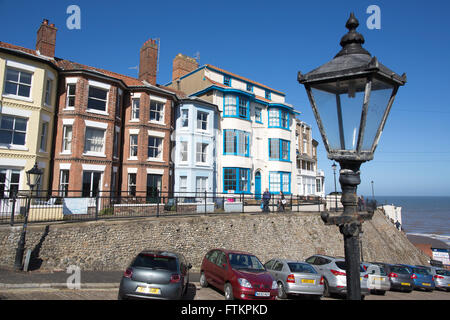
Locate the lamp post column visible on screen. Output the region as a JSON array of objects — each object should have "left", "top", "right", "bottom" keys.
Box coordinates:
[{"left": 338, "top": 161, "right": 363, "bottom": 300}]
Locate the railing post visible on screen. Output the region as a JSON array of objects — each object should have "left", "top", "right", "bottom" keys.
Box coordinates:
[
  {"left": 204, "top": 191, "right": 207, "bottom": 214},
  {"left": 95, "top": 194, "right": 99, "bottom": 220},
  {"left": 10, "top": 196, "right": 17, "bottom": 226},
  {"left": 156, "top": 190, "right": 160, "bottom": 217},
  {"left": 297, "top": 195, "right": 300, "bottom": 212}
]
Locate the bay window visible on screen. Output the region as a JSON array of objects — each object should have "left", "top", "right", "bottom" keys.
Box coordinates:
[
  {"left": 223, "top": 167, "right": 250, "bottom": 193},
  {"left": 223, "top": 129, "right": 249, "bottom": 157}
]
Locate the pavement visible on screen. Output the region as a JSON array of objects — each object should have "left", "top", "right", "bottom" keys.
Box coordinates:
[{"left": 0, "top": 268, "right": 201, "bottom": 289}]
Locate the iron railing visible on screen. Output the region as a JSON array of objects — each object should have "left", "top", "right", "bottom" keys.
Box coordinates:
[{"left": 0, "top": 190, "right": 331, "bottom": 226}]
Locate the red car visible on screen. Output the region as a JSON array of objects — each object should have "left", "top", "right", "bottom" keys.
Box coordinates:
[{"left": 199, "top": 248, "right": 278, "bottom": 300}]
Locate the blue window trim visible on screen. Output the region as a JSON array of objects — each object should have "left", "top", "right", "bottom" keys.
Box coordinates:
[
  {"left": 268, "top": 138, "right": 291, "bottom": 162},
  {"left": 223, "top": 167, "right": 251, "bottom": 194},
  {"left": 223, "top": 93, "right": 250, "bottom": 121},
  {"left": 268, "top": 107, "right": 290, "bottom": 130},
  {"left": 255, "top": 107, "right": 263, "bottom": 124},
  {"left": 223, "top": 129, "right": 250, "bottom": 157},
  {"left": 268, "top": 171, "right": 291, "bottom": 195}
]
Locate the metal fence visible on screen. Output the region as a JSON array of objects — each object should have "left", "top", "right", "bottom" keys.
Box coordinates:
[{"left": 0, "top": 190, "right": 330, "bottom": 226}]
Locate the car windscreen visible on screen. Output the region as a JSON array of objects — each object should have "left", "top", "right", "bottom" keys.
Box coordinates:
[
  {"left": 132, "top": 254, "right": 178, "bottom": 272},
  {"left": 436, "top": 269, "right": 450, "bottom": 276},
  {"left": 228, "top": 253, "right": 265, "bottom": 272},
  {"left": 288, "top": 263, "right": 316, "bottom": 274},
  {"left": 412, "top": 268, "right": 431, "bottom": 275},
  {"left": 390, "top": 266, "right": 410, "bottom": 274},
  {"left": 367, "top": 266, "right": 387, "bottom": 276},
  {"left": 335, "top": 261, "right": 365, "bottom": 272}
]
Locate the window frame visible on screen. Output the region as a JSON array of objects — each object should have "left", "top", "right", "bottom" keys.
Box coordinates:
[
  {"left": 129, "top": 134, "right": 138, "bottom": 159},
  {"left": 131, "top": 98, "right": 140, "bottom": 120},
  {"left": 269, "top": 171, "right": 291, "bottom": 195},
  {"left": 0, "top": 115, "right": 28, "bottom": 147},
  {"left": 66, "top": 83, "right": 76, "bottom": 109},
  {"left": 149, "top": 100, "right": 165, "bottom": 124},
  {"left": 223, "top": 167, "right": 250, "bottom": 194},
  {"left": 87, "top": 85, "right": 109, "bottom": 114},
  {"left": 3, "top": 67, "right": 33, "bottom": 99},
  {"left": 147, "top": 136, "right": 163, "bottom": 160},
  {"left": 268, "top": 107, "right": 290, "bottom": 130},
  {"left": 223, "top": 129, "right": 250, "bottom": 157},
  {"left": 83, "top": 127, "right": 106, "bottom": 156},
  {"left": 268, "top": 138, "right": 290, "bottom": 162}
]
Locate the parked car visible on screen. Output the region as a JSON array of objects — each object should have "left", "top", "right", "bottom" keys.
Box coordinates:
[
  {"left": 118, "top": 250, "right": 191, "bottom": 300},
  {"left": 400, "top": 264, "right": 435, "bottom": 291},
  {"left": 200, "top": 249, "right": 277, "bottom": 300},
  {"left": 383, "top": 264, "right": 414, "bottom": 292},
  {"left": 264, "top": 258, "right": 324, "bottom": 299},
  {"left": 304, "top": 254, "right": 370, "bottom": 298},
  {"left": 429, "top": 267, "right": 450, "bottom": 291},
  {"left": 362, "top": 262, "right": 390, "bottom": 295}
]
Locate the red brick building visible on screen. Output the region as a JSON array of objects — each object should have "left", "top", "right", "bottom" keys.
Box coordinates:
[{"left": 48, "top": 35, "right": 180, "bottom": 197}]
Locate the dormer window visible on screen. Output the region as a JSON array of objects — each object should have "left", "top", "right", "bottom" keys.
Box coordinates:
[{"left": 224, "top": 75, "right": 231, "bottom": 86}]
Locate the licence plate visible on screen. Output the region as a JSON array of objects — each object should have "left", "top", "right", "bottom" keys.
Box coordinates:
[
  {"left": 255, "top": 292, "right": 270, "bottom": 297},
  {"left": 401, "top": 282, "right": 410, "bottom": 286},
  {"left": 301, "top": 279, "right": 315, "bottom": 284},
  {"left": 136, "top": 286, "right": 161, "bottom": 294},
  {"left": 422, "top": 283, "right": 430, "bottom": 286},
  {"left": 373, "top": 277, "right": 383, "bottom": 282}
]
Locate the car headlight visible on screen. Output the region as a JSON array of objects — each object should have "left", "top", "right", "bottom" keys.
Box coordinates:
[
  {"left": 238, "top": 278, "right": 253, "bottom": 288},
  {"left": 271, "top": 281, "right": 277, "bottom": 290}
]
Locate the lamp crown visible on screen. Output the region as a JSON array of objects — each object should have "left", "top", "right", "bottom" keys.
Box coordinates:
[{"left": 335, "top": 13, "right": 371, "bottom": 58}]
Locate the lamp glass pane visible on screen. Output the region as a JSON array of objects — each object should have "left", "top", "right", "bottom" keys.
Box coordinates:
[
  {"left": 311, "top": 77, "right": 367, "bottom": 151},
  {"left": 310, "top": 87, "right": 341, "bottom": 150},
  {"left": 362, "top": 78, "right": 394, "bottom": 151}
]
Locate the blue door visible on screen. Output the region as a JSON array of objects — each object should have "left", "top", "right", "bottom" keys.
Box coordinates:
[{"left": 255, "top": 172, "right": 261, "bottom": 200}]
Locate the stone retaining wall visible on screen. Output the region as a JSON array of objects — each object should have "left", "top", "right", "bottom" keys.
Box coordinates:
[{"left": 0, "top": 210, "right": 429, "bottom": 272}]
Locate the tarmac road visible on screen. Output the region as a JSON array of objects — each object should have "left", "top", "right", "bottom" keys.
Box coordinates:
[{"left": 0, "top": 284, "right": 448, "bottom": 300}]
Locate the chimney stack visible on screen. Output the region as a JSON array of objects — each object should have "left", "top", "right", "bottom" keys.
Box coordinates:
[
  {"left": 139, "top": 39, "right": 159, "bottom": 85},
  {"left": 172, "top": 53, "right": 199, "bottom": 81},
  {"left": 36, "top": 19, "right": 57, "bottom": 58}
]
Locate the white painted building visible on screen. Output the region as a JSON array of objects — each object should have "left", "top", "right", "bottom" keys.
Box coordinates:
[{"left": 167, "top": 58, "right": 300, "bottom": 197}]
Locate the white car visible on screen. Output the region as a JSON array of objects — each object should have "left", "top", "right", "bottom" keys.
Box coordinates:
[{"left": 363, "top": 262, "right": 391, "bottom": 294}]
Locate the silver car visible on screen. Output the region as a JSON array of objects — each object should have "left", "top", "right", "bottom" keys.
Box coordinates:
[
  {"left": 429, "top": 266, "right": 450, "bottom": 291},
  {"left": 264, "top": 259, "right": 324, "bottom": 299},
  {"left": 363, "top": 262, "right": 391, "bottom": 294},
  {"left": 305, "top": 254, "right": 370, "bottom": 298}
]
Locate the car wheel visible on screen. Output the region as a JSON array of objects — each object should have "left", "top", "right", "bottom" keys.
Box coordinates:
[
  {"left": 224, "top": 283, "right": 234, "bottom": 300},
  {"left": 199, "top": 272, "right": 208, "bottom": 288},
  {"left": 277, "top": 282, "right": 287, "bottom": 299},
  {"left": 323, "top": 278, "right": 330, "bottom": 297}
]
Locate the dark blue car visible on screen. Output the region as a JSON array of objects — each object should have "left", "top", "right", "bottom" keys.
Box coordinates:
[{"left": 400, "top": 264, "right": 435, "bottom": 291}]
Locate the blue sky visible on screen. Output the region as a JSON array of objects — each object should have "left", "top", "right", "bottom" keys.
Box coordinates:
[{"left": 1, "top": 0, "right": 449, "bottom": 196}]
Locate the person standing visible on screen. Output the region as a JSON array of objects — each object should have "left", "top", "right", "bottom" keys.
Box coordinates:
[
  {"left": 262, "top": 189, "right": 271, "bottom": 213},
  {"left": 278, "top": 191, "right": 286, "bottom": 212}
]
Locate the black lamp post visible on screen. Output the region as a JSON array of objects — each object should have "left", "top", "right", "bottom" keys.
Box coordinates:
[
  {"left": 14, "top": 162, "right": 43, "bottom": 270},
  {"left": 298, "top": 13, "right": 406, "bottom": 300},
  {"left": 331, "top": 162, "right": 338, "bottom": 211}
]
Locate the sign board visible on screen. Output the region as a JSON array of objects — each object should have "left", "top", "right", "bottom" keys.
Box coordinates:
[
  {"left": 432, "top": 248, "right": 450, "bottom": 266},
  {"left": 63, "top": 198, "right": 90, "bottom": 215}
]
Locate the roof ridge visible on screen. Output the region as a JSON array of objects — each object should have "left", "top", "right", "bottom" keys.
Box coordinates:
[{"left": 205, "top": 64, "right": 285, "bottom": 96}]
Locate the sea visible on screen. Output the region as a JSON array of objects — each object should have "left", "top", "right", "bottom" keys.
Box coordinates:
[{"left": 366, "top": 196, "right": 450, "bottom": 247}]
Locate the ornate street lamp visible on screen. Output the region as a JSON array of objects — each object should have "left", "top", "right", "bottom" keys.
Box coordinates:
[
  {"left": 298, "top": 13, "right": 406, "bottom": 299},
  {"left": 331, "top": 162, "right": 338, "bottom": 211},
  {"left": 14, "top": 162, "right": 43, "bottom": 270}
]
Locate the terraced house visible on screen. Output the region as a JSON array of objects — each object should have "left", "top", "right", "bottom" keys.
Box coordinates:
[
  {"left": 0, "top": 19, "right": 59, "bottom": 207},
  {"left": 167, "top": 55, "right": 300, "bottom": 197}
]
